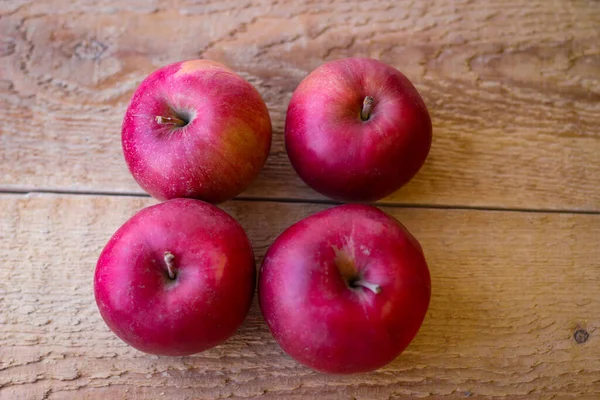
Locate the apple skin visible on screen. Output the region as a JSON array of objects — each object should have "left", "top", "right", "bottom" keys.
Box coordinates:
[
  {"left": 285, "top": 58, "right": 432, "bottom": 202},
  {"left": 122, "top": 59, "right": 272, "bottom": 203},
  {"left": 258, "top": 204, "right": 430, "bottom": 374},
  {"left": 94, "top": 198, "right": 256, "bottom": 356}
]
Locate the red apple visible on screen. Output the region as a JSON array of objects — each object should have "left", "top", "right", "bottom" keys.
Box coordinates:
[
  {"left": 122, "top": 59, "right": 272, "bottom": 203},
  {"left": 285, "top": 58, "right": 432, "bottom": 202},
  {"left": 94, "top": 198, "right": 256, "bottom": 356},
  {"left": 258, "top": 204, "right": 430, "bottom": 374}
]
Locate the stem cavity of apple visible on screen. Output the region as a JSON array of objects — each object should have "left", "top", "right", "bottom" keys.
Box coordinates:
[
  {"left": 155, "top": 115, "right": 187, "bottom": 128},
  {"left": 164, "top": 251, "right": 176, "bottom": 280},
  {"left": 352, "top": 279, "right": 382, "bottom": 294},
  {"left": 334, "top": 246, "right": 381, "bottom": 295},
  {"left": 360, "top": 96, "right": 375, "bottom": 121}
]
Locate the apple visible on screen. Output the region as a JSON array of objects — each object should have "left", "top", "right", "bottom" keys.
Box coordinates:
[
  {"left": 94, "top": 198, "right": 256, "bottom": 356},
  {"left": 285, "top": 57, "right": 432, "bottom": 202},
  {"left": 258, "top": 204, "right": 430, "bottom": 374},
  {"left": 122, "top": 59, "right": 272, "bottom": 203}
]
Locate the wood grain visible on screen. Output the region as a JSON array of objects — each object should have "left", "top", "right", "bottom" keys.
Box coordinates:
[
  {"left": 1, "top": 0, "right": 599, "bottom": 210},
  {"left": 1, "top": 193, "right": 599, "bottom": 399}
]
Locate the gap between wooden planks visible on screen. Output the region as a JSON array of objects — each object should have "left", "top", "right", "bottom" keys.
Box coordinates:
[
  {"left": 1, "top": 0, "right": 599, "bottom": 211},
  {"left": 1, "top": 193, "right": 599, "bottom": 399}
]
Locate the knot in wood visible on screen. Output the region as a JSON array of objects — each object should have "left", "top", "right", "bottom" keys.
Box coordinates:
[
  {"left": 74, "top": 39, "right": 107, "bottom": 60},
  {"left": 574, "top": 328, "right": 589, "bottom": 344}
]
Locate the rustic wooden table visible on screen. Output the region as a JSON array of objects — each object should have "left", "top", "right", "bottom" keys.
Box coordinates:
[{"left": 1, "top": 0, "right": 599, "bottom": 399}]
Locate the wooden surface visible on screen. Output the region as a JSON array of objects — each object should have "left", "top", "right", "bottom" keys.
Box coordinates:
[
  {"left": 1, "top": 0, "right": 600, "bottom": 210},
  {"left": 1, "top": 194, "right": 599, "bottom": 400},
  {"left": 1, "top": 0, "right": 599, "bottom": 399}
]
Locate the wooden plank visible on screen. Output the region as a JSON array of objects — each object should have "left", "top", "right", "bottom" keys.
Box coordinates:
[
  {"left": 1, "top": 0, "right": 599, "bottom": 210},
  {"left": 1, "top": 193, "right": 598, "bottom": 399}
]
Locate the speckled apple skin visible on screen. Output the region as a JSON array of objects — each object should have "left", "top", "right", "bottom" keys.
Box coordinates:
[
  {"left": 122, "top": 60, "right": 272, "bottom": 203},
  {"left": 285, "top": 58, "right": 432, "bottom": 202},
  {"left": 259, "top": 204, "right": 431, "bottom": 374},
  {"left": 94, "top": 198, "right": 256, "bottom": 356}
]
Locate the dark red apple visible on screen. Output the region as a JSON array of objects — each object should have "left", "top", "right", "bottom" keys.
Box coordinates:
[
  {"left": 122, "top": 59, "right": 272, "bottom": 203},
  {"left": 285, "top": 57, "right": 432, "bottom": 202},
  {"left": 94, "top": 198, "right": 256, "bottom": 356},
  {"left": 258, "top": 204, "right": 430, "bottom": 374}
]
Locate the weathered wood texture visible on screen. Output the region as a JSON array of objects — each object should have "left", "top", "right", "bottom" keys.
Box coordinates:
[
  {"left": 2, "top": 1, "right": 600, "bottom": 399},
  {"left": 1, "top": 0, "right": 599, "bottom": 210},
  {"left": 1, "top": 194, "right": 599, "bottom": 399}
]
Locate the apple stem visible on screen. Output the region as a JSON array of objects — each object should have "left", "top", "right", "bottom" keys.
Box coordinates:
[
  {"left": 353, "top": 280, "right": 381, "bottom": 294},
  {"left": 360, "top": 96, "right": 375, "bottom": 121},
  {"left": 155, "top": 115, "right": 187, "bottom": 127},
  {"left": 164, "top": 251, "right": 176, "bottom": 279}
]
